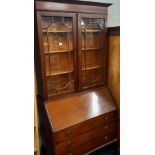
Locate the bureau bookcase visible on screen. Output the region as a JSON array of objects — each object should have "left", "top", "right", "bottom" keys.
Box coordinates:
[{"left": 35, "top": 1, "right": 118, "bottom": 155}]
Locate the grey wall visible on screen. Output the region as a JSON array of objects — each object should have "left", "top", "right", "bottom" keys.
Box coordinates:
[{"left": 79, "top": 0, "right": 120, "bottom": 27}]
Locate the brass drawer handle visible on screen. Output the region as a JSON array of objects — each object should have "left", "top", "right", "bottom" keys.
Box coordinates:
[
  {"left": 104, "top": 135, "right": 108, "bottom": 141},
  {"left": 67, "top": 141, "right": 72, "bottom": 146},
  {"left": 68, "top": 152, "right": 72, "bottom": 155},
  {"left": 104, "top": 125, "right": 108, "bottom": 130},
  {"left": 67, "top": 141, "right": 72, "bottom": 151},
  {"left": 66, "top": 130, "right": 72, "bottom": 136}
]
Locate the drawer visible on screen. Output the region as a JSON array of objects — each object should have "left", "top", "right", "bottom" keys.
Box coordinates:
[
  {"left": 55, "top": 121, "right": 117, "bottom": 154},
  {"left": 55, "top": 111, "right": 117, "bottom": 143},
  {"left": 72, "top": 130, "right": 117, "bottom": 155}
]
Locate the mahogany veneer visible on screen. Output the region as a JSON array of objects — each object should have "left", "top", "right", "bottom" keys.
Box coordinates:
[
  {"left": 35, "top": 1, "right": 118, "bottom": 155},
  {"left": 44, "top": 87, "right": 117, "bottom": 155},
  {"left": 46, "top": 87, "right": 116, "bottom": 132}
]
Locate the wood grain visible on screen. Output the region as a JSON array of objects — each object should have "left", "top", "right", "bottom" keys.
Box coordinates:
[
  {"left": 35, "top": 1, "right": 108, "bottom": 14},
  {"left": 35, "top": 11, "right": 77, "bottom": 99},
  {"left": 78, "top": 13, "right": 107, "bottom": 90},
  {"left": 107, "top": 28, "right": 120, "bottom": 147},
  {"left": 34, "top": 2, "right": 117, "bottom": 154},
  {"left": 55, "top": 121, "right": 116, "bottom": 154},
  {"left": 45, "top": 87, "right": 116, "bottom": 132},
  {"left": 35, "top": 0, "right": 112, "bottom": 7},
  {"left": 107, "top": 36, "right": 120, "bottom": 110},
  {"left": 55, "top": 111, "right": 116, "bottom": 143}
]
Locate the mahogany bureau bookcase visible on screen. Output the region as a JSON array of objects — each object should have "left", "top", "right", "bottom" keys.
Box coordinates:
[{"left": 34, "top": 0, "right": 118, "bottom": 155}]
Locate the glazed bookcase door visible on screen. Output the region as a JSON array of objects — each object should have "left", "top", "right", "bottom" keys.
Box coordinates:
[
  {"left": 78, "top": 14, "right": 107, "bottom": 90},
  {"left": 37, "top": 12, "right": 77, "bottom": 98}
]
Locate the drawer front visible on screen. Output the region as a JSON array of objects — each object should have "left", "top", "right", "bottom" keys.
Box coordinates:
[
  {"left": 55, "top": 111, "right": 117, "bottom": 144},
  {"left": 55, "top": 121, "right": 117, "bottom": 154},
  {"left": 72, "top": 130, "right": 117, "bottom": 155}
]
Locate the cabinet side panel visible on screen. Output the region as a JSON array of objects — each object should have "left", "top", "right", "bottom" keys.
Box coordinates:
[
  {"left": 107, "top": 27, "right": 120, "bottom": 147},
  {"left": 35, "top": 12, "right": 44, "bottom": 97},
  {"left": 107, "top": 28, "right": 120, "bottom": 110},
  {"left": 37, "top": 96, "right": 54, "bottom": 155}
]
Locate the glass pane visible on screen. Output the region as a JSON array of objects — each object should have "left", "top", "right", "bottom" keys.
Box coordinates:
[
  {"left": 81, "top": 17, "right": 105, "bottom": 89},
  {"left": 41, "top": 16, "right": 74, "bottom": 97}
]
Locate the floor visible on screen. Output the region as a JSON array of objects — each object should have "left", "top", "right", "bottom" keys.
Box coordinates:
[{"left": 89, "top": 143, "right": 119, "bottom": 155}]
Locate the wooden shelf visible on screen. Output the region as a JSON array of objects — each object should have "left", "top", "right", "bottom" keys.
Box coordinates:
[
  {"left": 82, "top": 47, "right": 101, "bottom": 51},
  {"left": 46, "top": 70, "right": 73, "bottom": 76},
  {"left": 82, "top": 30, "right": 100, "bottom": 32},
  {"left": 44, "top": 50, "right": 73, "bottom": 54},
  {"left": 82, "top": 66, "right": 100, "bottom": 71},
  {"left": 42, "top": 29, "right": 72, "bottom": 33},
  {"left": 46, "top": 66, "right": 100, "bottom": 77},
  {"left": 48, "top": 89, "right": 74, "bottom": 97}
]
